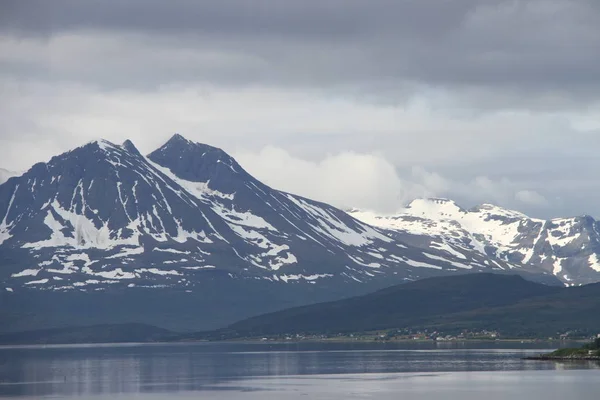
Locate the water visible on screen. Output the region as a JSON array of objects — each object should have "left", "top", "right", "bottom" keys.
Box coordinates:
[{"left": 0, "top": 341, "right": 598, "bottom": 399}]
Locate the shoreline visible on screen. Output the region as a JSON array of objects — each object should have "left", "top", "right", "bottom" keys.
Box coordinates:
[
  {"left": 215, "top": 337, "right": 588, "bottom": 344},
  {"left": 524, "top": 355, "right": 600, "bottom": 361},
  {"left": 0, "top": 337, "right": 586, "bottom": 347}
]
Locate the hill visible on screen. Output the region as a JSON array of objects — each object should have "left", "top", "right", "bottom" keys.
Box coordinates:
[{"left": 205, "top": 273, "right": 600, "bottom": 338}]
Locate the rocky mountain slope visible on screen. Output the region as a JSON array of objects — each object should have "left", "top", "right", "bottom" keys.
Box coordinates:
[{"left": 350, "top": 198, "right": 600, "bottom": 285}]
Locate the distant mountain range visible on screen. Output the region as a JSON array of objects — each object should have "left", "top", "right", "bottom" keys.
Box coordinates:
[
  {"left": 350, "top": 198, "right": 600, "bottom": 285},
  {"left": 0, "top": 134, "right": 595, "bottom": 333}
]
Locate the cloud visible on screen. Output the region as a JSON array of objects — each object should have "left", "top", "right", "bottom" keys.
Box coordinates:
[
  {"left": 235, "top": 146, "right": 407, "bottom": 213},
  {"left": 2, "top": 1, "right": 600, "bottom": 109},
  {"left": 1, "top": 0, "right": 600, "bottom": 219},
  {"left": 2, "top": 79, "right": 595, "bottom": 168},
  {"left": 0, "top": 77, "right": 597, "bottom": 218},
  {"left": 408, "top": 168, "right": 552, "bottom": 214},
  {"left": 515, "top": 190, "right": 549, "bottom": 207},
  {"left": 236, "top": 147, "right": 555, "bottom": 215}
]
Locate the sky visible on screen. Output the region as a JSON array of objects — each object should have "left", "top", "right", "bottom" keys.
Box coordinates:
[{"left": 1, "top": 0, "right": 600, "bottom": 218}]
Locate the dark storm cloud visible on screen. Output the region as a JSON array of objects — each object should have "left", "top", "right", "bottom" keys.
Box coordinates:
[
  {"left": 1, "top": 0, "right": 469, "bottom": 38},
  {"left": 2, "top": 0, "right": 600, "bottom": 107}
]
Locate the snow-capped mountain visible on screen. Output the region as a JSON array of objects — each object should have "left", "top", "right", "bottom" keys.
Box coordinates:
[
  {"left": 0, "top": 135, "right": 558, "bottom": 332},
  {"left": 349, "top": 198, "right": 600, "bottom": 285}
]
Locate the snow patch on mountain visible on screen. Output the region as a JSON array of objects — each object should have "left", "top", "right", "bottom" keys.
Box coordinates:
[
  {"left": 23, "top": 200, "right": 140, "bottom": 250},
  {"left": 286, "top": 194, "right": 391, "bottom": 247},
  {"left": 589, "top": 254, "right": 600, "bottom": 272},
  {"left": 349, "top": 198, "right": 600, "bottom": 284},
  {"left": 0, "top": 183, "right": 20, "bottom": 246}
]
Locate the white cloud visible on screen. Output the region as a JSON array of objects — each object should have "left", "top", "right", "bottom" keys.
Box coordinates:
[
  {"left": 515, "top": 190, "right": 549, "bottom": 206},
  {"left": 1, "top": 76, "right": 597, "bottom": 218},
  {"left": 1, "top": 78, "right": 594, "bottom": 170},
  {"left": 235, "top": 147, "right": 406, "bottom": 213},
  {"left": 236, "top": 147, "right": 555, "bottom": 215}
]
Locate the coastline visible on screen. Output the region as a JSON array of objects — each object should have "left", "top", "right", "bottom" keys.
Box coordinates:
[
  {"left": 525, "top": 355, "right": 600, "bottom": 361},
  {"left": 215, "top": 337, "right": 585, "bottom": 345},
  {"left": 0, "top": 337, "right": 586, "bottom": 347}
]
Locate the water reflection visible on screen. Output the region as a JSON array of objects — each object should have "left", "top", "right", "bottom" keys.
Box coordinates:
[{"left": 0, "top": 342, "right": 598, "bottom": 398}]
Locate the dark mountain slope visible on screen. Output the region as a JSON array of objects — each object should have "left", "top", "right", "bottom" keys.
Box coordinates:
[
  {"left": 427, "top": 281, "right": 600, "bottom": 336},
  {"left": 217, "top": 273, "right": 562, "bottom": 336},
  {"left": 0, "top": 277, "right": 368, "bottom": 333}
]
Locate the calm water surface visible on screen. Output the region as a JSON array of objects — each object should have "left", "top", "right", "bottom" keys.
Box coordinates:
[{"left": 0, "top": 341, "right": 598, "bottom": 399}]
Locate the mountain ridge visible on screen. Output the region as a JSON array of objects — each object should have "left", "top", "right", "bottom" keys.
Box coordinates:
[
  {"left": 349, "top": 197, "right": 600, "bottom": 285},
  {"left": 1, "top": 135, "right": 554, "bottom": 292},
  {"left": 0, "top": 135, "right": 572, "bottom": 332}
]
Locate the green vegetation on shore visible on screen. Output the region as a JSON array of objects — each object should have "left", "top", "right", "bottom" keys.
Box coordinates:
[
  {"left": 551, "top": 337, "right": 600, "bottom": 356},
  {"left": 527, "top": 338, "right": 600, "bottom": 360}
]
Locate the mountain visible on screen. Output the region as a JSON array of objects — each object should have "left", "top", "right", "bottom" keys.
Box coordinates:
[
  {"left": 349, "top": 198, "right": 600, "bottom": 285},
  {"left": 208, "top": 273, "right": 600, "bottom": 338},
  {"left": 0, "top": 168, "right": 19, "bottom": 185},
  {"left": 0, "top": 135, "right": 558, "bottom": 332}
]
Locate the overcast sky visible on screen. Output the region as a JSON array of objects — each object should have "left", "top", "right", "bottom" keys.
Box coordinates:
[{"left": 1, "top": 0, "right": 600, "bottom": 218}]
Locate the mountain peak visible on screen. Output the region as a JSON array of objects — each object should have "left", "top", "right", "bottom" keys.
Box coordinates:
[
  {"left": 469, "top": 203, "right": 530, "bottom": 220},
  {"left": 64, "top": 139, "right": 144, "bottom": 161},
  {"left": 158, "top": 134, "right": 226, "bottom": 157},
  {"left": 404, "top": 198, "right": 465, "bottom": 216},
  {"left": 121, "top": 139, "right": 141, "bottom": 156},
  {"left": 148, "top": 134, "right": 251, "bottom": 193},
  {"left": 81, "top": 139, "right": 118, "bottom": 151},
  {"left": 166, "top": 133, "right": 192, "bottom": 146},
  {"left": 407, "top": 197, "right": 459, "bottom": 206}
]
